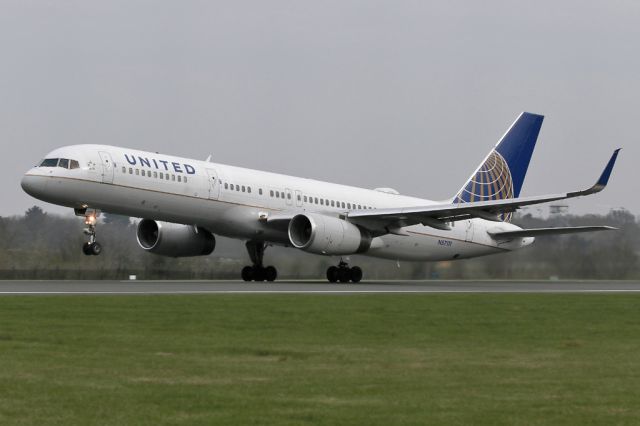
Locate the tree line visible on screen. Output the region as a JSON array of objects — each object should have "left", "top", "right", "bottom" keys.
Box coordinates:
[{"left": 0, "top": 206, "right": 637, "bottom": 280}]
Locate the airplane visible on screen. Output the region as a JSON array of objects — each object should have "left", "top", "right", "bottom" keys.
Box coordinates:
[{"left": 21, "top": 112, "right": 620, "bottom": 283}]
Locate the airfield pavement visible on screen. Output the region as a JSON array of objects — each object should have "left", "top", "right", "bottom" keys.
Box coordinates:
[{"left": 0, "top": 279, "right": 639, "bottom": 294}]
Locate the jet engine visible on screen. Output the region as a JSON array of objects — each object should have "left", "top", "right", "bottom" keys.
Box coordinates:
[
  {"left": 288, "top": 213, "right": 371, "bottom": 255},
  {"left": 136, "top": 219, "right": 215, "bottom": 257}
]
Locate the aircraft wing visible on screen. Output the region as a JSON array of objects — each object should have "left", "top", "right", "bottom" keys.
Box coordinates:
[
  {"left": 347, "top": 149, "right": 620, "bottom": 235},
  {"left": 488, "top": 226, "right": 617, "bottom": 239}
]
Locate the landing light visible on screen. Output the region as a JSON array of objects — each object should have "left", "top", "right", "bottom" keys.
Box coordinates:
[{"left": 85, "top": 215, "right": 97, "bottom": 226}]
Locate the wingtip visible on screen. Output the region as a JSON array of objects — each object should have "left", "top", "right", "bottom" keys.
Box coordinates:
[{"left": 595, "top": 149, "right": 621, "bottom": 188}]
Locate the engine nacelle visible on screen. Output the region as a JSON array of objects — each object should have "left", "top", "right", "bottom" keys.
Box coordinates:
[
  {"left": 288, "top": 213, "right": 371, "bottom": 255},
  {"left": 136, "top": 219, "right": 215, "bottom": 257}
]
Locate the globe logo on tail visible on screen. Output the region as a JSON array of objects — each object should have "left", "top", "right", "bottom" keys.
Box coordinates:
[{"left": 455, "top": 150, "right": 514, "bottom": 221}]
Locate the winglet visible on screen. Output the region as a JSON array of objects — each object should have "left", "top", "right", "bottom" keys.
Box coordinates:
[
  {"left": 596, "top": 148, "right": 621, "bottom": 187},
  {"left": 579, "top": 149, "right": 621, "bottom": 195}
]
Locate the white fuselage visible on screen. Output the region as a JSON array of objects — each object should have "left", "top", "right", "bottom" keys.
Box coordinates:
[{"left": 21, "top": 144, "right": 533, "bottom": 261}]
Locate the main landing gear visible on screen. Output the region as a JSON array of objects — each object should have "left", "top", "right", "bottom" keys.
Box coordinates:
[
  {"left": 241, "top": 241, "right": 278, "bottom": 282},
  {"left": 77, "top": 209, "right": 102, "bottom": 256},
  {"left": 326, "top": 261, "right": 363, "bottom": 283}
]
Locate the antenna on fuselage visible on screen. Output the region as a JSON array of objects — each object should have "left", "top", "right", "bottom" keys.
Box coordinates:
[{"left": 205, "top": 154, "right": 212, "bottom": 162}]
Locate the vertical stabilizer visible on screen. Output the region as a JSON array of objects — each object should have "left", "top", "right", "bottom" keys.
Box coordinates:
[{"left": 453, "top": 112, "right": 544, "bottom": 221}]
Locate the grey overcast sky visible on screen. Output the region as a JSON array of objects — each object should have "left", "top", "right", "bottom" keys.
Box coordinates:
[{"left": 1, "top": 0, "right": 637, "bottom": 216}]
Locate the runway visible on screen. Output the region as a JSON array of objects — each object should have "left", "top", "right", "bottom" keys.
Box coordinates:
[{"left": 0, "top": 280, "right": 639, "bottom": 295}]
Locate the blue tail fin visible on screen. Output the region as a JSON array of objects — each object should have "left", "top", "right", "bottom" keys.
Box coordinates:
[{"left": 454, "top": 112, "right": 544, "bottom": 221}]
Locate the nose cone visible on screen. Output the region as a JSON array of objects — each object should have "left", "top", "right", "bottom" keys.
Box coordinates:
[{"left": 21, "top": 172, "right": 48, "bottom": 200}]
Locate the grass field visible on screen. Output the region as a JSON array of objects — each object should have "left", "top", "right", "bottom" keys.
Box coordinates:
[{"left": 0, "top": 294, "right": 639, "bottom": 425}]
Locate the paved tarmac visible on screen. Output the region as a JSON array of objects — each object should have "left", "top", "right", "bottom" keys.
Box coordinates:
[{"left": 0, "top": 280, "right": 639, "bottom": 295}]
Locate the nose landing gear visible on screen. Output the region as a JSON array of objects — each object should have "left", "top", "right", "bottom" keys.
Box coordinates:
[
  {"left": 327, "top": 261, "right": 362, "bottom": 283},
  {"left": 77, "top": 209, "right": 102, "bottom": 256}
]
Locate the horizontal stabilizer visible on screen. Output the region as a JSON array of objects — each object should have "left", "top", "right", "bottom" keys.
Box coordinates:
[{"left": 488, "top": 226, "right": 617, "bottom": 239}]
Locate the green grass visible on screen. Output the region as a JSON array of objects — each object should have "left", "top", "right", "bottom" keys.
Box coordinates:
[{"left": 1, "top": 295, "right": 639, "bottom": 425}]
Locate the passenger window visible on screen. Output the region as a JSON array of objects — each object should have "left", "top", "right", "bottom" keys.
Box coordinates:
[
  {"left": 259, "top": 188, "right": 263, "bottom": 195},
  {"left": 184, "top": 176, "right": 187, "bottom": 183},
  {"left": 69, "top": 160, "right": 80, "bottom": 169},
  {"left": 242, "top": 185, "right": 246, "bottom": 192},
  {"left": 236, "top": 185, "right": 240, "bottom": 192},
  {"left": 304, "top": 195, "right": 307, "bottom": 202},
  {"left": 141, "top": 170, "right": 146, "bottom": 177},
  {"left": 166, "top": 174, "right": 170, "bottom": 180},
  {"left": 130, "top": 168, "right": 133, "bottom": 174},
  {"left": 172, "top": 174, "right": 175, "bottom": 181},
  {"left": 270, "top": 190, "right": 274, "bottom": 197},
  {"left": 287, "top": 193, "right": 291, "bottom": 200},
  {"left": 297, "top": 194, "right": 301, "bottom": 201},
  {"left": 320, "top": 199, "right": 324, "bottom": 205},
  {"left": 276, "top": 192, "right": 280, "bottom": 198},
  {"left": 178, "top": 175, "right": 182, "bottom": 182},
  {"left": 230, "top": 184, "right": 234, "bottom": 190},
  {"left": 331, "top": 200, "right": 335, "bottom": 207},
  {"left": 159, "top": 172, "right": 163, "bottom": 179},
  {"left": 224, "top": 183, "right": 228, "bottom": 189},
  {"left": 347, "top": 203, "right": 351, "bottom": 209},
  {"left": 153, "top": 171, "right": 158, "bottom": 178},
  {"left": 357, "top": 204, "right": 361, "bottom": 209},
  {"left": 314, "top": 197, "right": 318, "bottom": 204},
  {"left": 340, "top": 202, "right": 345, "bottom": 208},
  {"left": 248, "top": 187, "right": 251, "bottom": 193},
  {"left": 136, "top": 169, "right": 140, "bottom": 175},
  {"left": 122, "top": 166, "right": 126, "bottom": 173}
]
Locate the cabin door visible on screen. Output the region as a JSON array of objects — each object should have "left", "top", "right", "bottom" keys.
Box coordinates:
[
  {"left": 205, "top": 169, "right": 220, "bottom": 200},
  {"left": 98, "top": 151, "right": 114, "bottom": 184}
]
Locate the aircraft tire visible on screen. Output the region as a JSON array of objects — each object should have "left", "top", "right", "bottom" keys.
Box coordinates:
[
  {"left": 241, "top": 266, "right": 253, "bottom": 282},
  {"left": 265, "top": 266, "right": 277, "bottom": 282},
  {"left": 350, "top": 266, "right": 363, "bottom": 283},
  {"left": 326, "top": 266, "right": 339, "bottom": 283},
  {"left": 89, "top": 242, "right": 102, "bottom": 256},
  {"left": 338, "top": 268, "right": 350, "bottom": 283},
  {"left": 82, "top": 242, "right": 92, "bottom": 256},
  {"left": 253, "top": 267, "right": 265, "bottom": 282}
]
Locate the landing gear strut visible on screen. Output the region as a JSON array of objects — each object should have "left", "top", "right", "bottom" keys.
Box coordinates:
[
  {"left": 327, "top": 261, "right": 362, "bottom": 283},
  {"left": 241, "top": 241, "right": 277, "bottom": 282},
  {"left": 78, "top": 209, "right": 102, "bottom": 256}
]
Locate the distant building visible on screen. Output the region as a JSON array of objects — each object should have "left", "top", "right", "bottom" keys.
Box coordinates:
[{"left": 549, "top": 204, "right": 569, "bottom": 215}]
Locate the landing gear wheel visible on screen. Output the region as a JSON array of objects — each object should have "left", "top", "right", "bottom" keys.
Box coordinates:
[
  {"left": 350, "top": 266, "right": 363, "bottom": 283},
  {"left": 327, "top": 266, "right": 339, "bottom": 283},
  {"left": 264, "top": 266, "right": 277, "bottom": 282},
  {"left": 82, "top": 242, "right": 102, "bottom": 256},
  {"left": 89, "top": 242, "right": 102, "bottom": 256},
  {"left": 326, "top": 262, "right": 363, "bottom": 283},
  {"left": 338, "top": 268, "right": 351, "bottom": 283},
  {"left": 253, "top": 267, "right": 265, "bottom": 282},
  {"left": 242, "top": 241, "right": 279, "bottom": 282},
  {"left": 241, "top": 266, "right": 253, "bottom": 282}
]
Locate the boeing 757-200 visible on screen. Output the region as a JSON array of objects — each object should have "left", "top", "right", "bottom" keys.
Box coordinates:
[{"left": 21, "top": 112, "right": 620, "bottom": 282}]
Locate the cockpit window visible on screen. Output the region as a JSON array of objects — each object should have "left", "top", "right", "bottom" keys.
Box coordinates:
[
  {"left": 40, "top": 158, "right": 59, "bottom": 167},
  {"left": 39, "top": 158, "right": 80, "bottom": 169}
]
